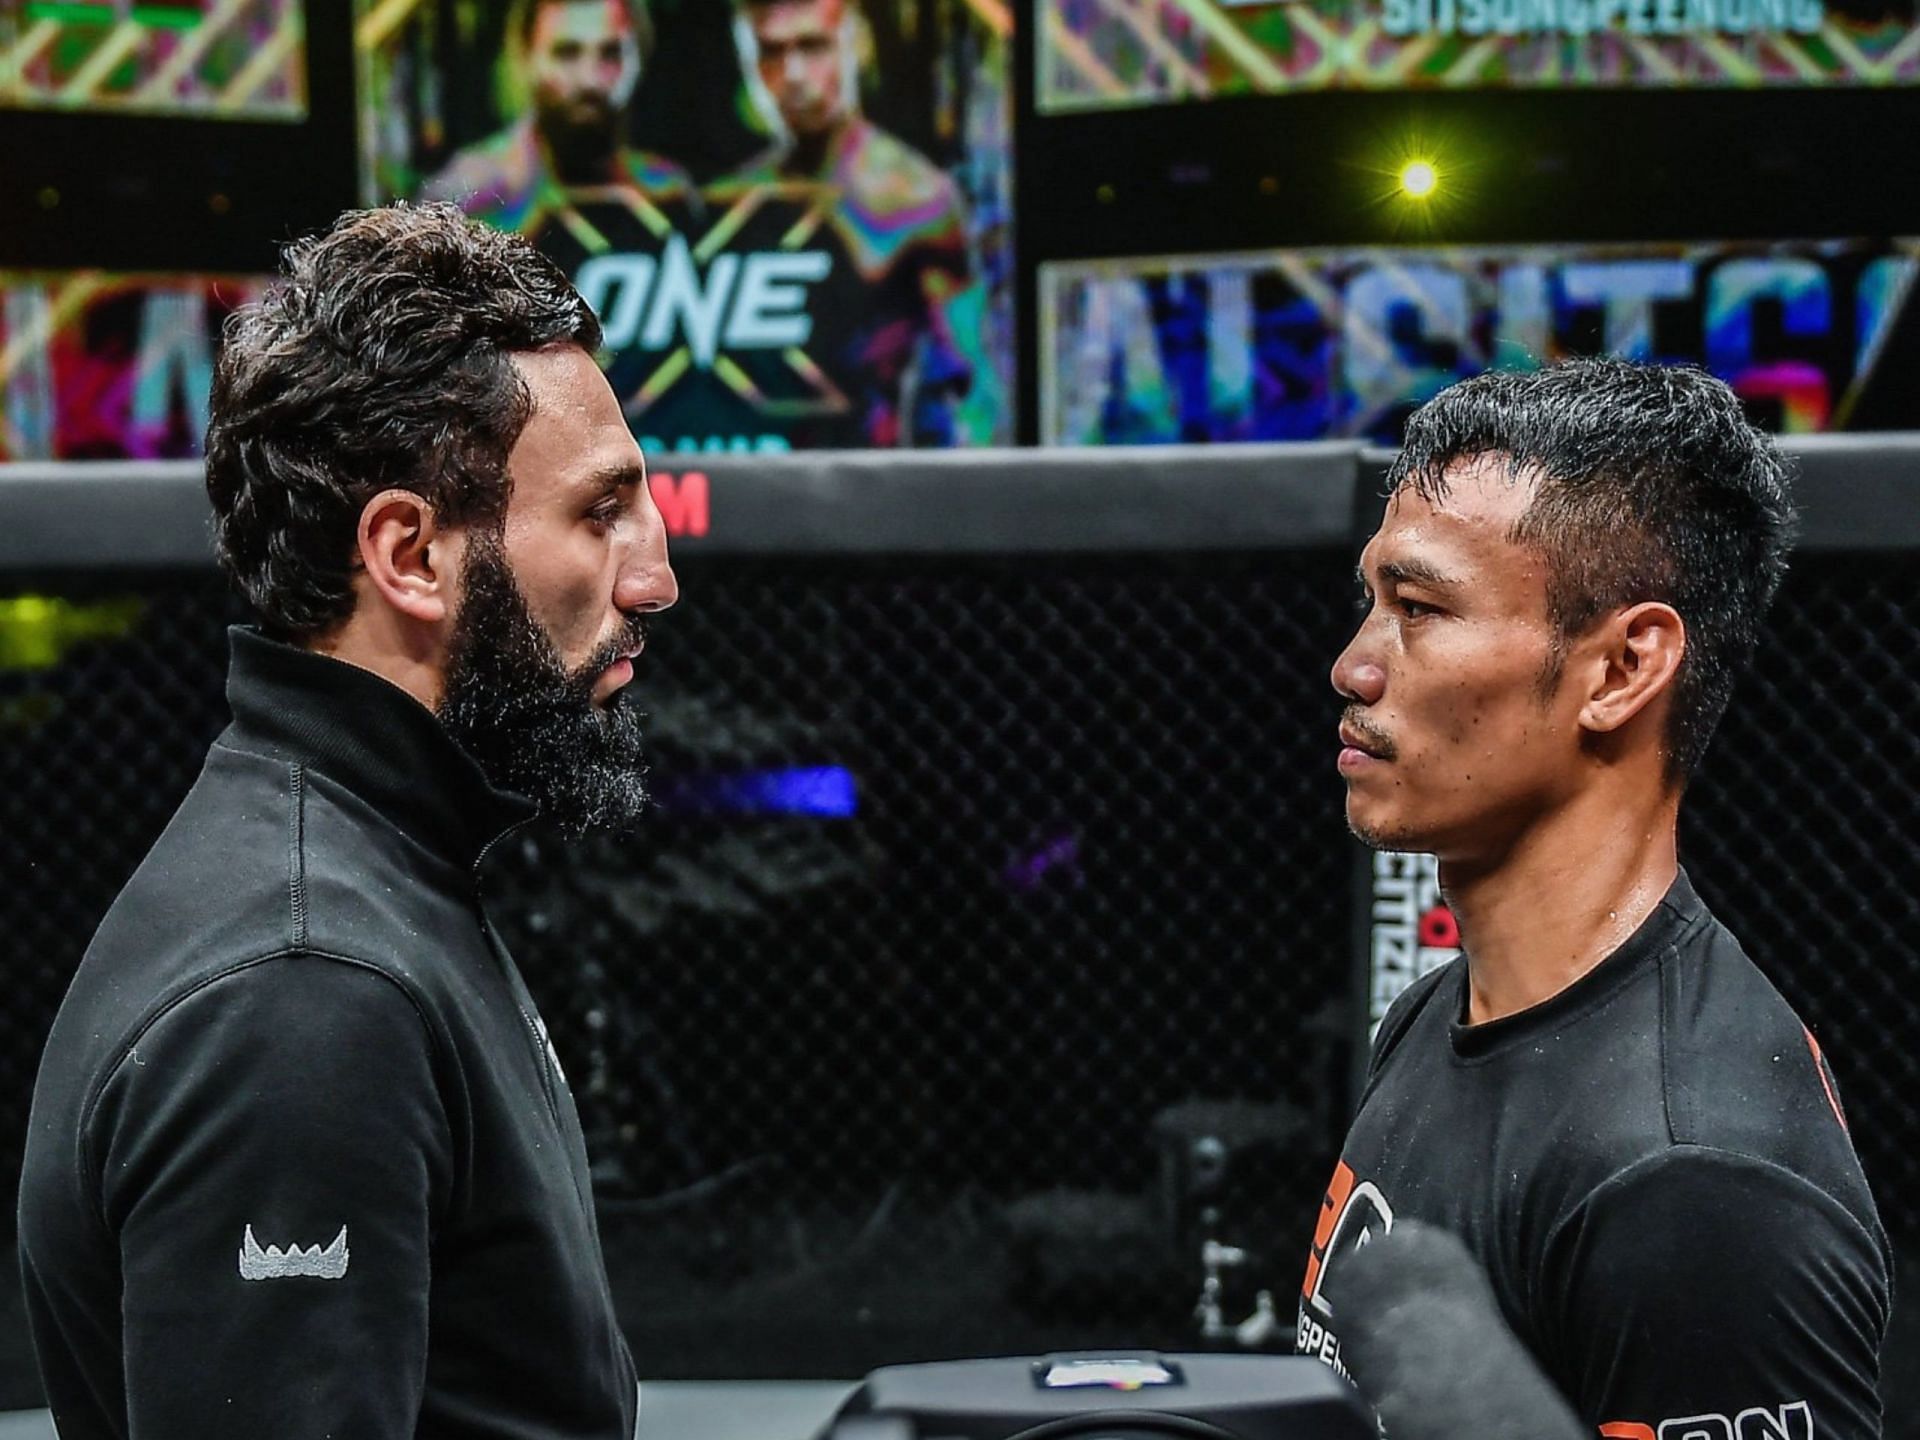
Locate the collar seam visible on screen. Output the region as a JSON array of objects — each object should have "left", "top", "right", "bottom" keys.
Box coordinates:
[{"left": 1446, "top": 903, "right": 1702, "bottom": 1065}]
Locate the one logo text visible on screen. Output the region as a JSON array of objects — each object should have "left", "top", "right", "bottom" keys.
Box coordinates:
[{"left": 577, "top": 236, "right": 832, "bottom": 367}]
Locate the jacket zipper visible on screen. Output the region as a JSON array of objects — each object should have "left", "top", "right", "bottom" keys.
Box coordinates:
[{"left": 471, "top": 824, "right": 561, "bottom": 1120}]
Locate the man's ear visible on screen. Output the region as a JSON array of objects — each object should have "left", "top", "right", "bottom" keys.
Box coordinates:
[
  {"left": 1579, "top": 602, "right": 1686, "bottom": 736},
  {"left": 357, "top": 490, "right": 456, "bottom": 626}
]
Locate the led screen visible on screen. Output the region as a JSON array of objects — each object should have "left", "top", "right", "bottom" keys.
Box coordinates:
[
  {"left": 358, "top": 0, "right": 1014, "bottom": 454},
  {"left": 0, "top": 0, "right": 305, "bottom": 118},
  {"left": 1040, "top": 0, "right": 1920, "bottom": 109},
  {"left": 0, "top": 272, "right": 267, "bottom": 461},
  {"left": 1041, "top": 238, "right": 1920, "bottom": 444}
]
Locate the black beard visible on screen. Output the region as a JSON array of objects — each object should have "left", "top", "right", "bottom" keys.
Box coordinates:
[
  {"left": 437, "top": 532, "right": 651, "bottom": 838},
  {"left": 534, "top": 98, "right": 621, "bottom": 182}
]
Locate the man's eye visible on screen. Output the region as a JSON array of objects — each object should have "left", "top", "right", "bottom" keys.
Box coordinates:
[
  {"left": 1399, "top": 598, "right": 1440, "bottom": 619},
  {"left": 553, "top": 40, "right": 582, "bottom": 60},
  {"left": 587, "top": 498, "right": 621, "bottom": 527}
]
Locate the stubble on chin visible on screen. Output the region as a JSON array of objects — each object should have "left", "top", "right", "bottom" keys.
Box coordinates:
[
  {"left": 1345, "top": 798, "right": 1421, "bottom": 853},
  {"left": 1347, "top": 814, "right": 1392, "bottom": 850}
]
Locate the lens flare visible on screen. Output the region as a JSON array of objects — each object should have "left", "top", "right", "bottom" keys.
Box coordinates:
[{"left": 1398, "top": 160, "right": 1439, "bottom": 199}]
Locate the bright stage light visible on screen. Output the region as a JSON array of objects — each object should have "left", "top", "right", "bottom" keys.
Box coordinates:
[{"left": 1398, "top": 160, "right": 1439, "bottom": 199}]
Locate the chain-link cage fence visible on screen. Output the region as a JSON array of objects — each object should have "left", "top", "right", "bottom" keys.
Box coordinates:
[
  {"left": 1681, "top": 557, "right": 1920, "bottom": 1226},
  {"left": 490, "top": 554, "right": 1360, "bottom": 1373},
  {"left": 1, "top": 546, "right": 1917, "bottom": 1388}
]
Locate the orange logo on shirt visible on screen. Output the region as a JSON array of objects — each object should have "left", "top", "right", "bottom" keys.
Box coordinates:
[{"left": 1301, "top": 1159, "right": 1356, "bottom": 1302}]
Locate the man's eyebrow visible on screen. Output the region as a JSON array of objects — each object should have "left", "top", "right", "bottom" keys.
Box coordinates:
[
  {"left": 1375, "top": 558, "right": 1462, "bottom": 590},
  {"left": 579, "top": 461, "right": 648, "bottom": 494}
]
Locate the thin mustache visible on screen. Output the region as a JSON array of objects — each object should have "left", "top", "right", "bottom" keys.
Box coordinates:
[{"left": 1341, "top": 706, "right": 1397, "bottom": 760}]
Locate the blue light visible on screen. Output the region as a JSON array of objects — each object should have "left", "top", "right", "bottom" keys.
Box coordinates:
[{"left": 659, "top": 766, "right": 859, "bottom": 819}]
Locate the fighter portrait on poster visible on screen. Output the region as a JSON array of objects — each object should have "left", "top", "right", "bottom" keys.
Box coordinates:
[{"left": 368, "top": 0, "right": 1013, "bottom": 453}]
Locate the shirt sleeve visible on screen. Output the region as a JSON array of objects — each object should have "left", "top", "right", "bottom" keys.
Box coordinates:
[
  {"left": 1365, "top": 961, "right": 1456, "bottom": 1086},
  {"left": 88, "top": 954, "right": 454, "bottom": 1440},
  {"left": 1542, "top": 1145, "right": 1890, "bottom": 1440}
]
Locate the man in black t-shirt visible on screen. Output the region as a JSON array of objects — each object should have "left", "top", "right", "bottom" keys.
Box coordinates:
[{"left": 1303, "top": 358, "right": 1890, "bottom": 1437}]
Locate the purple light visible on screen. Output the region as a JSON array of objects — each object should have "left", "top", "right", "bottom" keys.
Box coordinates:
[{"left": 1003, "top": 831, "right": 1082, "bottom": 892}]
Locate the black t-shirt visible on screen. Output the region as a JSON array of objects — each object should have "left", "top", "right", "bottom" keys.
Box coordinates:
[{"left": 1298, "top": 869, "right": 1892, "bottom": 1439}]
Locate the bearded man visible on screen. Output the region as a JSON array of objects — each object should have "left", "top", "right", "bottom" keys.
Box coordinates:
[
  {"left": 17, "top": 203, "right": 678, "bottom": 1440},
  {"left": 422, "top": 0, "right": 694, "bottom": 235}
]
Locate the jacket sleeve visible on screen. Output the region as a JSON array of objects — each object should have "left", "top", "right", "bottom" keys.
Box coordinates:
[
  {"left": 89, "top": 954, "right": 454, "bottom": 1440},
  {"left": 1542, "top": 1146, "right": 1890, "bottom": 1440}
]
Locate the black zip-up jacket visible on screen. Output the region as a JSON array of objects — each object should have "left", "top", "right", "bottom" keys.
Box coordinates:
[{"left": 18, "top": 627, "right": 640, "bottom": 1440}]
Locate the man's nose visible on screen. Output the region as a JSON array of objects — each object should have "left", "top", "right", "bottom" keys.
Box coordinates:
[
  {"left": 1331, "top": 630, "right": 1386, "bottom": 705},
  {"left": 615, "top": 496, "right": 679, "bottom": 615},
  {"left": 616, "top": 545, "right": 677, "bottom": 615}
]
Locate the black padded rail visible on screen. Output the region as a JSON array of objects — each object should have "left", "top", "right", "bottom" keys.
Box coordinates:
[
  {"left": 0, "top": 445, "right": 1356, "bottom": 570},
  {"left": 0, "top": 435, "right": 1915, "bottom": 572},
  {"left": 1783, "top": 434, "right": 1920, "bottom": 551},
  {"left": 0, "top": 463, "right": 225, "bottom": 573}
]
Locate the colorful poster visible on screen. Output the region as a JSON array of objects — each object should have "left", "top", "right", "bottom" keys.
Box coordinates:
[
  {"left": 1041, "top": 0, "right": 1920, "bottom": 109},
  {"left": 1041, "top": 238, "right": 1920, "bottom": 444},
  {"left": 358, "top": 0, "right": 1014, "bottom": 453},
  {"left": 0, "top": 0, "right": 306, "bottom": 117},
  {"left": 0, "top": 272, "right": 267, "bottom": 461}
]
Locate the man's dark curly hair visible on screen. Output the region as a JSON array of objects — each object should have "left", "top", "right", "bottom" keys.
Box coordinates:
[
  {"left": 205, "top": 203, "right": 602, "bottom": 638},
  {"left": 1388, "top": 357, "right": 1797, "bottom": 785}
]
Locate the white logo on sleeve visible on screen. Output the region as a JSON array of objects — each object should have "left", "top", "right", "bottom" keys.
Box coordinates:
[{"left": 238, "top": 1224, "right": 350, "bottom": 1281}]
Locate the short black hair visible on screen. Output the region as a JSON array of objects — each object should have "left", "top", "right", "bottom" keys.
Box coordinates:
[
  {"left": 1387, "top": 357, "right": 1797, "bottom": 783},
  {"left": 206, "top": 203, "right": 601, "bottom": 638}
]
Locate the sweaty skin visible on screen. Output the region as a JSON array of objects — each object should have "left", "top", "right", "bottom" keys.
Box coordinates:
[
  {"left": 1334, "top": 454, "right": 1685, "bottom": 1024},
  {"left": 495, "top": 345, "right": 678, "bottom": 707},
  {"left": 314, "top": 343, "right": 676, "bottom": 717}
]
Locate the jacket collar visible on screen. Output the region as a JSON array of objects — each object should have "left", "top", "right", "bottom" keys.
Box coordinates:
[{"left": 221, "top": 626, "right": 538, "bottom": 870}]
